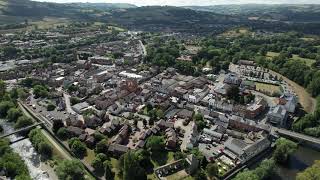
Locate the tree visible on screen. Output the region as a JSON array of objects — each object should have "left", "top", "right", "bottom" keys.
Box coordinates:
[
  {"left": 47, "top": 103, "right": 56, "bottom": 111},
  {"left": 55, "top": 160, "right": 85, "bottom": 180},
  {"left": 0, "top": 101, "right": 15, "bottom": 118},
  {"left": 2, "top": 46, "right": 20, "bottom": 58},
  {"left": 57, "top": 127, "right": 69, "bottom": 140},
  {"left": 146, "top": 136, "right": 165, "bottom": 153},
  {"left": 52, "top": 119, "right": 64, "bottom": 133},
  {"left": 69, "top": 138, "right": 87, "bottom": 158},
  {"left": 143, "top": 119, "right": 147, "bottom": 127},
  {"left": 33, "top": 85, "right": 48, "bottom": 98},
  {"left": 227, "top": 86, "right": 240, "bottom": 102},
  {"left": 133, "top": 119, "right": 138, "bottom": 127},
  {"left": 233, "top": 170, "right": 259, "bottom": 180},
  {"left": 95, "top": 139, "right": 109, "bottom": 154},
  {"left": 148, "top": 118, "right": 154, "bottom": 126},
  {"left": 71, "top": 141, "right": 87, "bottom": 158},
  {"left": 156, "top": 109, "right": 164, "bottom": 119},
  {"left": 173, "top": 151, "right": 185, "bottom": 160},
  {"left": 92, "top": 157, "right": 104, "bottom": 172},
  {"left": 14, "top": 116, "right": 33, "bottom": 129},
  {"left": 297, "top": 160, "right": 320, "bottom": 180},
  {"left": 206, "top": 163, "right": 218, "bottom": 179},
  {"left": 273, "top": 138, "right": 298, "bottom": 164},
  {"left": 193, "top": 169, "right": 207, "bottom": 180},
  {"left": 38, "top": 142, "right": 52, "bottom": 159},
  {"left": 121, "top": 151, "right": 147, "bottom": 180},
  {"left": 6, "top": 108, "right": 22, "bottom": 122},
  {"left": 254, "top": 159, "right": 275, "bottom": 179},
  {"left": 104, "top": 161, "right": 114, "bottom": 179},
  {"left": 0, "top": 80, "right": 6, "bottom": 98},
  {"left": 194, "top": 113, "right": 206, "bottom": 131}
]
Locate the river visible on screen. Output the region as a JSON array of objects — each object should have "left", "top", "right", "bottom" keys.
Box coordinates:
[
  {"left": 0, "top": 120, "right": 50, "bottom": 180},
  {"left": 248, "top": 145, "right": 320, "bottom": 180},
  {"left": 274, "top": 145, "right": 320, "bottom": 180}
]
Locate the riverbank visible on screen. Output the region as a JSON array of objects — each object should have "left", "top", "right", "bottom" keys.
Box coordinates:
[
  {"left": 0, "top": 120, "right": 56, "bottom": 180},
  {"left": 270, "top": 70, "right": 316, "bottom": 113},
  {"left": 246, "top": 145, "right": 320, "bottom": 180}
]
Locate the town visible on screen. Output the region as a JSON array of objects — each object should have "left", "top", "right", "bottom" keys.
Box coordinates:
[{"left": 1, "top": 19, "right": 319, "bottom": 180}]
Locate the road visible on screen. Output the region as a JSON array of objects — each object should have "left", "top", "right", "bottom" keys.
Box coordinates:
[
  {"left": 18, "top": 102, "right": 72, "bottom": 160},
  {"left": 269, "top": 70, "right": 316, "bottom": 113},
  {"left": 273, "top": 127, "right": 320, "bottom": 145},
  {"left": 139, "top": 40, "right": 147, "bottom": 56},
  {"left": 64, "top": 93, "right": 76, "bottom": 115}
]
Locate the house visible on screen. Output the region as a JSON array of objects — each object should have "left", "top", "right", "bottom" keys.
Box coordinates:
[
  {"left": 108, "top": 144, "right": 129, "bottom": 156},
  {"left": 185, "top": 154, "right": 199, "bottom": 175},
  {"left": 165, "top": 128, "right": 177, "bottom": 149},
  {"left": 72, "top": 102, "right": 90, "bottom": 114},
  {"left": 185, "top": 122, "right": 198, "bottom": 150},
  {"left": 177, "top": 109, "right": 193, "bottom": 120},
  {"left": 209, "top": 99, "right": 233, "bottom": 112},
  {"left": 214, "top": 83, "right": 231, "bottom": 96},
  {"left": 84, "top": 115, "right": 104, "bottom": 129},
  {"left": 238, "top": 60, "right": 256, "bottom": 66},
  {"left": 202, "top": 128, "right": 223, "bottom": 142},
  {"left": 66, "top": 115, "right": 84, "bottom": 127},
  {"left": 278, "top": 93, "right": 298, "bottom": 113},
  {"left": 89, "top": 56, "right": 113, "bottom": 65},
  {"left": 245, "top": 97, "right": 267, "bottom": 119},
  {"left": 223, "top": 73, "right": 242, "bottom": 86},
  {"left": 267, "top": 105, "right": 288, "bottom": 127},
  {"left": 66, "top": 126, "right": 84, "bottom": 137},
  {"left": 112, "top": 124, "right": 130, "bottom": 144}
]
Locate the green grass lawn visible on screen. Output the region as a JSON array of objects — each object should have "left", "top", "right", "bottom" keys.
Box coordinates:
[
  {"left": 83, "top": 148, "right": 96, "bottom": 165},
  {"left": 266, "top": 52, "right": 315, "bottom": 67},
  {"left": 256, "top": 82, "right": 281, "bottom": 95},
  {"left": 266, "top": 51, "right": 280, "bottom": 59},
  {"left": 150, "top": 151, "right": 175, "bottom": 167},
  {"left": 291, "top": 54, "right": 315, "bottom": 67}
]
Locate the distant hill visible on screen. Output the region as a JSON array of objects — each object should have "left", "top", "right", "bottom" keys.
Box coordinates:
[
  {"left": 184, "top": 4, "right": 320, "bottom": 23},
  {"left": 102, "top": 6, "right": 243, "bottom": 33},
  {"left": 70, "top": 3, "right": 137, "bottom": 10},
  {"left": 0, "top": 1, "right": 319, "bottom": 35},
  {"left": 0, "top": 0, "right": 88, "bottom": 23}
]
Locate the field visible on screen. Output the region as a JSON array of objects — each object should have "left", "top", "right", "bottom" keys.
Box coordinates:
[
  {"left": 266, "top": 52, "right": 315, "bottom": 67},
  {"left": 166, "top": 170, "right": 192, "bottom": 180},
  {"left": 255, "top": 82, "right": 281, "bottom": 95},
  {"left": 221, "top": 27, "right": 251, "bottom": 37},
  {"left": 29, "top": 17, "right": 70, "bottom": 29},
  {"left": 291, "top": 54, "right": 315, "bottom": 67},
  {"left": 300, "top": 37, "right": 315, "bottom": 41},
  {"left": 266, "top": 51, "right": 280, "bottom": 60}
]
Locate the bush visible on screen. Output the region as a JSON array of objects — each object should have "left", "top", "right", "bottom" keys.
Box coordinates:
[
  {"left": 57, "top": 127, "right": 69, "bottom": 140},
  {"left": 38, "top": 142, "right": 53, "bottom": 159},
  {"left": 6, "top": 108, "right": 22, "bottom": 122},
  {"left": 69, "top": 138, "right": 87, "bottom": 158},
  {"left": 55, "top": 160, "right": 85, "bottom": 180},
  {"left": 0, "top": 101, "right": 15, "bottom": 118},
  {"left": 95, "top": 139, "right": 109, "bottom": 154},
  {"left": 28, "top": 129, "right": 53, "bottom": 159},
  {"left": 47, "top": 103, "right": 56, "bottom": 111},
  {"left": 14, "top": 116, "right": 33, "bottom": 129}
]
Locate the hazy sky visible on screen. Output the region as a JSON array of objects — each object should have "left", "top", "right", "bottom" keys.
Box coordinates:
[{"left": 34, "top": 0, "right": 320, "bottom": 6}]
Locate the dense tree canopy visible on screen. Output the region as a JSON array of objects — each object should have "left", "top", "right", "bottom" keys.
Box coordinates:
[
  {"left": 273, "top": 138, "right": 298, "bottom": 164},
  {"left": 146, "top": 136, "right": 165, "bottom": 153},
  {"left": 296, "top": 160, "right": 320, "bottom": 180},
  {"left": 55, "top": 160, "right": 85, "bottom": 180}
]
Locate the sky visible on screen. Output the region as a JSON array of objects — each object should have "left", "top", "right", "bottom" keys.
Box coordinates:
[{"left": 35, "top": 0, "right": 320, "bottom": 6}]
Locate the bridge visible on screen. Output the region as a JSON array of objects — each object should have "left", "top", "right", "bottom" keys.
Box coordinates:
[
  {"left": 0, "top": 122, "right": 43, "bottom": 139},
  {"left": 273, "top": 127, "right": 320, "bottom": 145}
]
